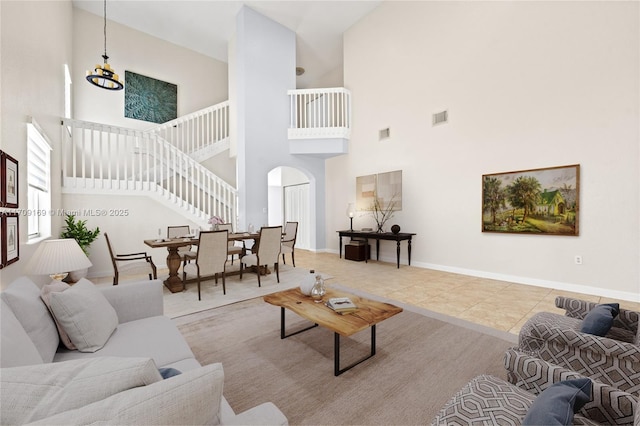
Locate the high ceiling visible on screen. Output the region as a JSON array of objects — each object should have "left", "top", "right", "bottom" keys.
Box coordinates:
[{"left": 72, "top": 1, "right": 382, "bottom": 88}]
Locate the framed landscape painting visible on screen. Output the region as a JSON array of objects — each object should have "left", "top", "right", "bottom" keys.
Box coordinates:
[{"left": 482, "top": 164, "right": 579, "bottom": 236}]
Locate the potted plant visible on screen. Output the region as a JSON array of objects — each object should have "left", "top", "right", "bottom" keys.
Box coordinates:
[{"left": 60, "top": 214, "right": 100, "bottom": 281}]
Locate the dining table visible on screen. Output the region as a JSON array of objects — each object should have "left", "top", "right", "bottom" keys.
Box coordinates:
[{"left": 144, "top": 232, "right": 260, "bottom": 293}]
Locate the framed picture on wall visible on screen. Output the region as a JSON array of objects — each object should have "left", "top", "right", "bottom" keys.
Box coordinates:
[
  {"left": 2, "top": 213, "right": 19, "bottom": 267},
  {"left": 1, "top": 151, "right": 18, "bottom": 208},
  {"left": 355, "top": 173, "right": 376, "bottom": 211},
  {"left": 356, "top": 170, "right": 403, "bottom": 211},
  {"left": 124, "top": 71, "right": 177, "bottom": 124},
  {"left": 482, "top": 164, "right": 580, "bottom": 236}
]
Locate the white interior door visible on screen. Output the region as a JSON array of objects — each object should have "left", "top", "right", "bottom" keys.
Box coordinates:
[{"left": 284, "top": 183, "right": 310, "bottom": 249}]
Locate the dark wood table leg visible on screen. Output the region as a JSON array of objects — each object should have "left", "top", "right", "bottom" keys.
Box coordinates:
[
  {"left": 164, "top": 247, "right": 184, "bottom": 293},
  {"left": 376, "top": 239, "right": 380, "bottom": 261},
  {"left": 396, "top": 240, "right": 401, "bottom": 268},
  {"left": 407, "top": 238, "right": 412, "bottom": 265},
  {"left": 339, "top": 236, "right": 343, "bottom": 258}
]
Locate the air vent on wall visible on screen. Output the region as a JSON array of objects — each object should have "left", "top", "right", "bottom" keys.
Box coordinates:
[
  {"left": 379, "top": 127, "right": 391, "bottom": 141},
  {"left": 432, "top": 110, "right": 448, "bottom": 126}
]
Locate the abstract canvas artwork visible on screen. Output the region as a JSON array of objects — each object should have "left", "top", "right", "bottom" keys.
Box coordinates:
[
  {"left": 356, "top": 170, "right": 403, "bottom": 211},
  {"left": 124, "top": 71, "right": 177, "bottom": 124}
]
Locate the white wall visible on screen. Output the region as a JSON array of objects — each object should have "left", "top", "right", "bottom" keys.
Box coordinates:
[
  {"left": 201, "top": 152, "right": 237, "bottom": 187},
  {"left": 1, "top": 0, "right": 73, "bottom": 288},
  {"left": 61, "top": 193, "right": 202, "bottom": 278},
  {"left": 233, "top": 6, "right": 327, "bottom": 248},
  {"left": 282, "top": 167, "right": 309, "bottom": 186},
  {"left": 73, "top": 8, "right": 228, "bottom": 129},
  {"left": 329, "top": 1, "right": 639, "bottom": 300}
]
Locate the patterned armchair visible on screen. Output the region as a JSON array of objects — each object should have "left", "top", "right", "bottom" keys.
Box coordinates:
[
  {"left": 432, "top": 349, "right": 638, "bottom": 426},
  {"left": 518, "top": 296, "right": 640, "bottom": 394},
  {"left": 505, "top": 349, "right": 637, "bottom": 425}
]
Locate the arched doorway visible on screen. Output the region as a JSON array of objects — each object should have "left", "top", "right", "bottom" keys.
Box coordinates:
[{"left": 267, "top": 166, "right": 311, "bottom": 249}]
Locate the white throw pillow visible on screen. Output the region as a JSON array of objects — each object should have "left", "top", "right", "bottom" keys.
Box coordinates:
[
  {"left": 49, "top": 279, "right": 119, "bottom": 352},
  {"left": 0, "top": 357, "right": 162, "bottom": 425},
  {"left": 28, "top": 363, "right": 225, "bottom": 425},
  {"left": 40, "top": 281, "right": 77, "bottom": 350}
]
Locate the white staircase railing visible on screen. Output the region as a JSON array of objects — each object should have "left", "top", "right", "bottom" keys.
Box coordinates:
[
  {"left": 61, "top": 118, "right": 237, "bottom": 225},
  {"left": 288, "top": 87, "right": 351, "bottom": 139},
  {"left": 146, "top": 101, "right": 229, "bottom": 156}
]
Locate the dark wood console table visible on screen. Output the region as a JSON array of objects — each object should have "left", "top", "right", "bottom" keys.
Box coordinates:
[{"left": 337, "top": 230, "right": 416, "bottom": 268}]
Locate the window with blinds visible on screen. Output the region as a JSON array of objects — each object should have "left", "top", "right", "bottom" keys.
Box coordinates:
[{"left": 27, "top": 120, "right": 52, "bottom": 239}]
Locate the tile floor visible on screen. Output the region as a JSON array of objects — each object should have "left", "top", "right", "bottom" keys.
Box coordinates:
[
  {"left": 290, "top": 250, "right": 640, "bottom": 335},
  {"left": 94, "top": 249, "right": 640, "bottom": 336}
]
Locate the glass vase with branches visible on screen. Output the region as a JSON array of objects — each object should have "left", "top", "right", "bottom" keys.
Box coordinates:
[{"left": 370, "top": 192, "right": 398, "bottom": 233}]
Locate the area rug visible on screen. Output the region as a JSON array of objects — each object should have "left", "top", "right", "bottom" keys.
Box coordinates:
[
  {"left": 176, "top": 286, "right": 517, "bottom": 425},
  {"left": 163, "top": 264, "right": 330, "bottom": 318}
]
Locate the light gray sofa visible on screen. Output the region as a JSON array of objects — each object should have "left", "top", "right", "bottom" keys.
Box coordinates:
[{"left": 0, "top": 276, "right": 288, "bottom": 425}]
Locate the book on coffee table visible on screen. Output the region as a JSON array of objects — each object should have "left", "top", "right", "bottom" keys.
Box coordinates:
[{"left": 326, "top": 297, "right": 358, "bottom": 314}]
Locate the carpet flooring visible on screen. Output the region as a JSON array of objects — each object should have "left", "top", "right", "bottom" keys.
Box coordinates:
[{"left": 176, "top": 287, "right": 517, "bottom": 425}]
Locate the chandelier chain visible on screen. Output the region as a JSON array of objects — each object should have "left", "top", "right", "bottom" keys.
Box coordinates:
[{"left": 103, "top": 0, "right": 108, "bottom": 60}]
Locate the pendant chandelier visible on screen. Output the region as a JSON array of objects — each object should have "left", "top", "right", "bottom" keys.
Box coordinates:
[{"left": 86, "top": 0, "right": 123, "bottom": 90}]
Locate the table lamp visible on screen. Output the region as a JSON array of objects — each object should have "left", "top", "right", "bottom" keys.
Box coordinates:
[
  {"left": 346, "top": 203, "right": 355, "bottom": 231},
  {"left": 25, "top": 239, "right": 93, "bottom": 284}
]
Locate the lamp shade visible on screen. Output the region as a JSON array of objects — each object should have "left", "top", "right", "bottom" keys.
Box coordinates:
[
  {"left": 346, "top": 203, "right": 355, "bottom": 218},
  {"left": 26, "top": 239, "right": 92, "bottom": 276}
]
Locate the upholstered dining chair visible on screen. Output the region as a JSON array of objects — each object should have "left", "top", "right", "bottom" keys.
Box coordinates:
[
  {"left": 217, "top": 223, "right": 244, "bottom": 264},
  {"left": 167, "top": 225, "right": 197, "bottom": 268},
  {"left": 104, "top": 233, "right": 157, "bottom": 285},
  {"left": 182, "top": 230, "right": 229, "bottom": 301},
  {"left": 240, "top": 226, "right": 282, "bottom": 287},
  {"left": 280, "top": 221, "right": 298, "bottom": 267}
]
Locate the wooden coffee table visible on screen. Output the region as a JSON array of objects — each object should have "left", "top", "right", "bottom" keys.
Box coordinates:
[{"left": 263, "top": 287, "right": 403, "bottom": 376}]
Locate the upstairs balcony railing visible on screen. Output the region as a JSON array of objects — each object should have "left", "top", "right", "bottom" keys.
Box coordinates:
[{"left": 288, "top": 88, "right": 351, "bottom": 139}]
